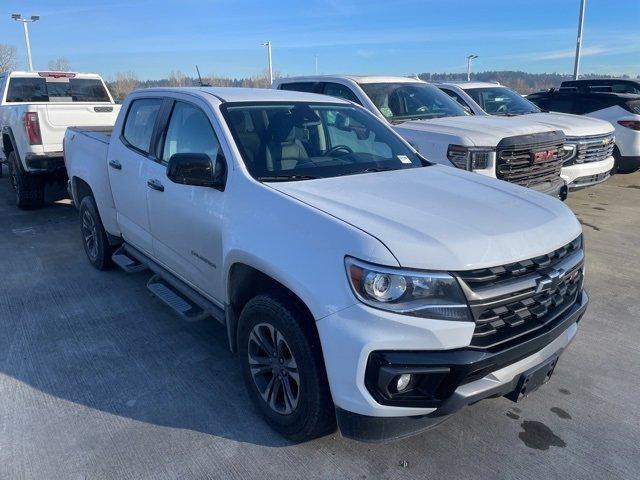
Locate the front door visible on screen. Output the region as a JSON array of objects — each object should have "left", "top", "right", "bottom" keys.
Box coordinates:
[{"left": 146, "top": 99, "right": 226, "bottom": 303}]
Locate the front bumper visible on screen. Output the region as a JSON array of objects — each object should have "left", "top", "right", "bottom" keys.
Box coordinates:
[
  {"left": 24, "top": 152, "right": 66, "bottom": 174},
  {"left": 324, "top": 290, "right": 588, "bottom": 442},
  {"left": 529, "top": 176, "right": 568, "bottom": 200},
  {"left": 562, "top": 156, "right": 614, "bottom": 190}
]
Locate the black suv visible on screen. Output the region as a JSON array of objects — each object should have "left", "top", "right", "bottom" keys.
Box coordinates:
[
  {"left": 560, "top": 78, "right": 640, "bottom": 94},
  {"left": 527, "top": 90, "right": 640, "bottom": 173}
]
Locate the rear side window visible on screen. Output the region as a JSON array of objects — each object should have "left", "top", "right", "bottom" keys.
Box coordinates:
[
  {"left": 572, "top": 96, "right": 615, "bottom": 114},
  {"left": 5, "top": 77, "right": 110, "bottom": 102},
  {"left": 122, "top": 98, "right": 162, "bottom": 154},
  {"left": 440, "top": 88, "right": 473, "bottom": 112},
  {"left": 321, "top": 82, "right": 361, "bottom": 104},
  {"left": 624, "top": 100, "right": 640, "bottom": 114},
  {"left": 530, "top": 96, "right": 575, "bottom": 114},
  {"left": 279, "top": 82, "right": 317, "bottom": 93}
]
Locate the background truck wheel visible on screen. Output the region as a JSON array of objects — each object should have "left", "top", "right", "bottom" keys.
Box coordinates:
[
  {"left": 79, "top": 196, "right": 114, "bottom": 270},
  {"left": 7, "top": 151, "right": 44, "bottom": 209},
  {"left": 238, "top": 293, "right": 336, "bottom": 442}
]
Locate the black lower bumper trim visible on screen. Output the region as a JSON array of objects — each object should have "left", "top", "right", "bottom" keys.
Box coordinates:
[{"left": 25, "top": 154, "right": 65, "bottom": 173}]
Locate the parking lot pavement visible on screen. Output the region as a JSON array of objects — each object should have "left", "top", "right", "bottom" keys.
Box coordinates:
[{"left": 0, "top": 169, "right": 638, "bottom": 480}]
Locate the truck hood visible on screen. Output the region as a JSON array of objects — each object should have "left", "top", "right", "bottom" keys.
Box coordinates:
[
  {"left": 518, "top": 112, "right": 614, "bottom": 137},
  {"left": 269, "top": 166, "right": 581, "bottom": 271},
  {"left": 393, "top": 115, "right": 557, "bottom": 146}
]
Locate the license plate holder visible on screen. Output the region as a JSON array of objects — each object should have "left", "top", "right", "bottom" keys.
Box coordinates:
[{"left": 504, "top": 354, "right": 559, "bottom": 402}]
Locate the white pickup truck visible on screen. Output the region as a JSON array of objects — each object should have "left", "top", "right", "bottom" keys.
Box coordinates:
[
  {"left": 64, "top": 87, "right": 588, "bottom": 442},
  {"left": 436, "top": 81, "right": 616, "bottom": 189},
  {"left": 0, "top": 71, "right": 120, "bottom": 209},
  {"left": 274, "top": 76, "right": 569, "bottom": 199}
]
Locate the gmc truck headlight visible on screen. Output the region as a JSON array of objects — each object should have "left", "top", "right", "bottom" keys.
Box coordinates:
[
  {"left": 345, "top": 258, "right": 471, "bottom": 321},
  {"left": 446, "top": 145, "right": 493, "bottom": 171}
]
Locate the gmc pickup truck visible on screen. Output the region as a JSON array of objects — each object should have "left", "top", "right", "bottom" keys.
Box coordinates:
[
  {"left": 436, "top": 81, "right": 615, "bottom": 189},
  {"left": 274, "top": 76, "right": 569, "bottom": 199},
  {"left": 64, "top": 87, "right": 588, "bottom": 442},
  {"left": 0, "top": 71, "right": 120, "bottom": 209}
]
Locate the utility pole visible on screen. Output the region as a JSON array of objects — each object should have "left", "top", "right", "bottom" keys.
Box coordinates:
[
  {"left": 315, "top": 55, "right": 319, "bottom": 75},
  {"left": 262, "top": 41, "right": 273, "bottom": 85},
  {"left": 573, "top": 0, "right": 587, "bottom": 80},
  {"left": 466, "top": 54, "right": 478, "bottom": 81},
  {"left": 11, "top": 14, "right": 40, "bottom": 71}
]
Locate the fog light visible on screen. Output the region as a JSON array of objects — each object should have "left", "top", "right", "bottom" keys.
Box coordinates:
[{"left": 396, "top": 373, "right": 412, "bottom": 392}]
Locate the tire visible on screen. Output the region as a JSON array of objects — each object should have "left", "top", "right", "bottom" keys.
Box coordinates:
[
  {"left": 79, "top": 195, "right": 114, "bottom": 270},
  {"left": 7, "top": 151, "right": 44, "bottom": 209},
  {"left": 238, "top": 293, "right": 336, "bottom": 442},
  {"left": 613, "top": 146, "right": 639, "bottom": 174}
]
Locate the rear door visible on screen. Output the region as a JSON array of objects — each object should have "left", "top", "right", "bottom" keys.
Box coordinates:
[
  {"left": 145, "top": 97, "right": 226, "bottom": 301},
  {"left": 108, "top": 97, "right": 163, "bottom": 254}
]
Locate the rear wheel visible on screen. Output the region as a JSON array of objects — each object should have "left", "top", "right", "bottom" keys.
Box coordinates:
[
  {"left": 613, "top": 145, "right": 639, "bottom": 174},
  {"left": 238, "top": 293, "right": 336, "bottom": 442},
  {"left": 79, "top": 195, "right": 114, "bottom": 270},
  {"left": 7, "top": 151, "right": 44, "bottom": 209}
]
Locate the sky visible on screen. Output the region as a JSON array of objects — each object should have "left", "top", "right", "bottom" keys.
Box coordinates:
[{"left": 1, "top": 0, "right": 639, "bottom": 80}]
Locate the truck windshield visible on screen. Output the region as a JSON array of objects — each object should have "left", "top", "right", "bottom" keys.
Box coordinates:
[
  {"left": 466, "top": 87, "right": 540, "bottom": 115},
  {"left": 358, "top": 82, "right": 467, "bottom": 121},
  {"left": 222, "top": 102, "right": 427, "bottom": 182},
  {"left": 6, "top": 77, "right": 110, "bottom": 103}
]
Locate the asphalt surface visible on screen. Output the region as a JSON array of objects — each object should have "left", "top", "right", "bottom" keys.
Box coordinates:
[{"left": 0, "top": 168, "right": 638, "bottom": 479}]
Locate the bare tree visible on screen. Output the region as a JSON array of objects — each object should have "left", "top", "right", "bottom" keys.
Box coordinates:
[
  {"left": 110, "top": 71, "right": 139, "bottom": 103},
  {"left": 48, "top": 57, "right": 71, "bottom": 71},
  {"left": 0, "top": 44, "right": 17, "bottom": 73},
  {"left": 167, "top": 70, "right": 191, "bottom": 87}
]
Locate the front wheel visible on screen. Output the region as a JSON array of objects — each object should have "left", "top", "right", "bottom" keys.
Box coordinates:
[
  {"left": 79, "top": 196, "right": 114, "bottom": 270},
  {"left": 238, "top": 293, "right": 336, "bottom": 442}
]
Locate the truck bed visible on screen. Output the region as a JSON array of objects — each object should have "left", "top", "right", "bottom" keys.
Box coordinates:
[{"left": 67, "top": 125, "right": 114, "bottom": 144}]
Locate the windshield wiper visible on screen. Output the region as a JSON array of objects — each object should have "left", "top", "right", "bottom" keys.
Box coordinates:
[{"left": 257, "top": 174, "right": 318, "bottom": 182}]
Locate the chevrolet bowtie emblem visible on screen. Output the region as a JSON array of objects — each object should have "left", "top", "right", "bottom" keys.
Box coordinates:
[{"left": 535, "top": 269, "right": 565, "bottom": 294}]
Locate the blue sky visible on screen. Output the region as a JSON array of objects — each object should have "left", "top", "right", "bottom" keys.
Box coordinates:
[{"left": 1, "top": 0, "right": 639, "bottom": 80}]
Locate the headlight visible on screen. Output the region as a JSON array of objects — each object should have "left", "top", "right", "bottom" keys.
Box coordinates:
[
  {"left": 561, "top": 144, "right": 577, "bottom": 165},
  {"left": 345, "top": 257, "right": 471, "bottom": 321},
  {"left": 447, "top": 145, "right": 493, "bottom": 170}
]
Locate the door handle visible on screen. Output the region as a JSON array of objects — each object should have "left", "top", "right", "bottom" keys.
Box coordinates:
[
  {"left": 108, "top": 159, "right": 122, "bottom": 170},
  {"left": 147, "top": 179, "right": 165, "bottom": 192}
]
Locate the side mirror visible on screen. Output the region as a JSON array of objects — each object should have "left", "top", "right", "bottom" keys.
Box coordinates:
[{"left": 167, "top": 152, "right": 226, "bottom": 189}]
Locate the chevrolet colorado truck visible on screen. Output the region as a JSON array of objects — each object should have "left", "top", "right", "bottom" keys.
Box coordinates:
[
  {"left": 274, "top": 76, "right": 569, "bottom": 200},
  {"left": 0, "top": 70, "right": 120, "bottom": 209},
  {"left": 64, "top": 87, "right": 588, "bottom": 442},
  {"left": 437, "top": 81, "right": 615, "bottom": 189}
]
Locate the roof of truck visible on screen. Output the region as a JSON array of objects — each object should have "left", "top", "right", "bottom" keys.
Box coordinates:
[
  {"left": 136, "top": 86, "right": 353, "bottom": 104},
  {"left": 275, "top": 75, "right": 425, "bottom": 85},
  {"left": 5, "top": 71, "right": 105, "bottom": 79}
]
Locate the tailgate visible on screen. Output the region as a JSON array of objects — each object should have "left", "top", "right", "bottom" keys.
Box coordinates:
[{"left": 40, "top": 104, "right": 120, "bottom": 152}]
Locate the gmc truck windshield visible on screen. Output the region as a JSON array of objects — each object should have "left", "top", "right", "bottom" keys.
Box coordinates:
[
  {"left": 467, "top": 87, "right": 541, "bottom": 115},
  {"left": 359, "top": 83, "right": 467, "bottom": 121},
  {"left": 222, "top": 102, "right": 426, "bottom": 181},
  {"left": 6, "top": 77, "right": 110, "bottom": 103}
]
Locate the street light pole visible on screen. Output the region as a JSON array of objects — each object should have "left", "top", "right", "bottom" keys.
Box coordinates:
[
  {"left": 11, "top": 14, "right": 40, "bottom": 71},
  {"left": 466, "top": 54, "right": 478, "bottom": 81},
  {"left": 573, "top": 0, "right": 587, "bottom": 80},
  {"left": 262, "top": 41, "right": 273, "bottom": 85}
]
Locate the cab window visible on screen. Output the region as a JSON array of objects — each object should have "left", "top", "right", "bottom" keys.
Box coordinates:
[{"left": 122, "top": 98, "right": 162, "bottom": 154}]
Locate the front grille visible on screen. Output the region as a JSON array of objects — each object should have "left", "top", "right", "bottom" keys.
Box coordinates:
[
  {"left": 565, "top": 134, "right": 615, "bottom": 166},
  {"left": 496, "top": 137, "right": 564, "bottom": 188},
  {"left": 455, "top": 236, "right": 584, "bottom": 349}
]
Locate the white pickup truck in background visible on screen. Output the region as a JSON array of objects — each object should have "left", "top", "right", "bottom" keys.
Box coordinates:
[
  {"left": 436, "top": 81, "right": 616, "bottom": 189},
  {"left": 64, "top": 86, "right": 588, "bottom": 442},
  {"left": 0, "top": 71, "right": 120, "bottom": 209},
  {"left": 274, "top": 75, "right": 570, "bottom": 200}
]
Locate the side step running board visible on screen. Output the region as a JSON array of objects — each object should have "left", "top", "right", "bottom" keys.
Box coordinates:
[
  {"left": 112, "top": 246, "right": 147, "bottom": 273},
  {"left": 147, "top": 275, "right": 210, "bottom": 322}
]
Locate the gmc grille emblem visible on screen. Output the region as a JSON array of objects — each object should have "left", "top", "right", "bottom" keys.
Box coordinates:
[
  {"left": 535, "top": 268, "right": 565, "bottom": 294},
  {"left": 531, "top": 148, "right": 558, "bottom": 164}
]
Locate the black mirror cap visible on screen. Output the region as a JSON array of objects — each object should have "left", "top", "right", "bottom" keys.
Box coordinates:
[{"left": 167, "top": 152, "right": 226, "bottom": 190}]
